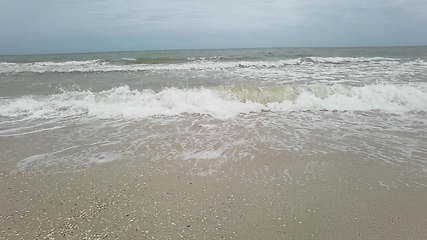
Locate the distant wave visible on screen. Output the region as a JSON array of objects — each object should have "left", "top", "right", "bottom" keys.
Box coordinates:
[
  {"left": 122, "top": 57, "right": 190, "bottom": 64},
  {"left": 1, "top": 83, "right": 426, "bottom": 120},
  {"left": 121, "top": 56, "right": 261, "bottom": 65},
  {"left": 0, "top": 59, "right": 110, "bottom": 73},
  {"left": 1, "top": 57, "right": 420, "bottom": 74},
  {"left": 306, "top": 56, "right": 398, "bottom": 63}
]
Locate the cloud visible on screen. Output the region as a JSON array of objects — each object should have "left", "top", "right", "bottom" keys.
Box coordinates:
[
  {"left": 0, "top": 0, "right": 426, "bottom": 54},
  {"left": 82, "top": 0, "right": 288, "bottom": 32},
  {"left": 3, "top": 0, "right": 426, "bottom": 34}
]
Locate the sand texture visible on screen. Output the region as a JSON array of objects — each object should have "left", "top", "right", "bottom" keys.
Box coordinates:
[{"left": 1, "top": 157, "right": 427, "bottom": 240}]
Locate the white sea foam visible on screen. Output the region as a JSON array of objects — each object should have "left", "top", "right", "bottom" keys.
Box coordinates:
[
  {"left": 0, "top": 86, "right": 262, "bottom": 119},
  {"left": 1, "top": 83, "right": 426, "bottom": 120},
  {"left": 0, "top": 60, "right": 109, "bottom": 73},
  {"left": 306, "top": 56, "right": 398, "bottom": 63},
  {"left": 14, "top": 146, "right": 123, "bottom": 171},
  {"left": 268, "top": 83, "right": 427, "bottom": 112},
  {"left": 181, "top": 148, "right": 226, "bottom": 160},
  {"left": 1, "top": 57, "right": 422, "bottom": 73}
]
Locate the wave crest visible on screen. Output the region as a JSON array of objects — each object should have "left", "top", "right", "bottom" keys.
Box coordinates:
[
  {"left": 1, "top": 57, "right": 421, "bottom": 73},
  {"left": 1, "top": 84, "right": 426, "bottom": 120}
]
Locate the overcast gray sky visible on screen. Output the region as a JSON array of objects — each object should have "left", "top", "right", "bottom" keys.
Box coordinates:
[{"left": 1, "top": 0, "right": 426, "bottom": 54}]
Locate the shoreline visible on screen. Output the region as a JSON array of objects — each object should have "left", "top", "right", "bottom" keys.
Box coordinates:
[{"left": 1, "top": 157, "right": 427, "bottom": 240}]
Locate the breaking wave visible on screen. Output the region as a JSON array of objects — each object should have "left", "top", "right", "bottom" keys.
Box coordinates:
[
  {"left": 1, "top": 57, "right": 422, "bottom": 73},
  {"left": 1, "top": 83, "right": 426, "bottom": 120}
]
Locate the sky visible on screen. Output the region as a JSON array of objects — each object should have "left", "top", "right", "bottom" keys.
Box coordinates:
[{"left": 1, "top": 0, "right": 426, "bottom": 55}]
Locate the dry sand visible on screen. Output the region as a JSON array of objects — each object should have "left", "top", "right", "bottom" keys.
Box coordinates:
[{"left": 1, "top": 155, "right": 427, "bottom": 240}]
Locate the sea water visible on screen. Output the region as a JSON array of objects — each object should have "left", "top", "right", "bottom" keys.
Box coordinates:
[{"left": 0, "top": 47, "right": 426, "bottom": 187}]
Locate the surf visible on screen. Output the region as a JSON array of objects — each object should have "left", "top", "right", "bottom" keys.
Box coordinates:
[
  {"left": 1, "top": 83, "right": 426, "bottom": 120},
  {"left": 2, "top": 56, "right": 422, "bottom": 73}
]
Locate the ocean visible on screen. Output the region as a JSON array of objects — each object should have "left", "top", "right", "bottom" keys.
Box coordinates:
[{"left": 1, "top": 46, "right": 426, "bottom": 188}]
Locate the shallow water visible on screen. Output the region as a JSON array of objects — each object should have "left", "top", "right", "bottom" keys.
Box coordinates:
[{"left": 1, "top": 47, "right": 426, "bottom": 189}]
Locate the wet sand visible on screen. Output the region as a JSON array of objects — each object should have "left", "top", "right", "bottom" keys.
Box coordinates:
[{"left": 1, "top": 156, "right": 427, "bottom": 240}]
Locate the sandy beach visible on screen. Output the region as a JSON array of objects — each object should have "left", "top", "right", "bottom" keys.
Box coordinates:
[
  {"left": 1, "top": 154, "right": 426, "bottom": 240},
  {"left": 1, "top": 0, "right": 427, "bottom": 236}
]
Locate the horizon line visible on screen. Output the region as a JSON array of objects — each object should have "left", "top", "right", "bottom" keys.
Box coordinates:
[{"left": 1, "top": 44, "right": 426, "bottom": 57}]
